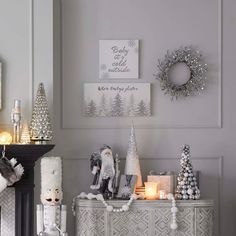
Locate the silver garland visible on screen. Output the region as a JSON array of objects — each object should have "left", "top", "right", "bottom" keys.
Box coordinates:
[{"left": 155, "top": 46, "right": 207, "bottom": 100}]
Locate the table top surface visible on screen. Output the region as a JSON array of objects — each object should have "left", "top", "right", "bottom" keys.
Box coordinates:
[{"left": 76, "top": 198, "right": 214, "bottom": 207}]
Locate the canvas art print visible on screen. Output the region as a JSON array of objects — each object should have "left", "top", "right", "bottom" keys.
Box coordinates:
[
  {"left": 83, "top": 83, "right": 151, "bottom": 117},
  {"left": 99, "top": 40, "right": 139, "bottom": 79},
  {"left": 117, "top": 175, "right": 137, "bottom": 199}
]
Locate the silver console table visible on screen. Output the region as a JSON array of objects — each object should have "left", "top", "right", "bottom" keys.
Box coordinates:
[{"left": 75, "top": 199, "right": 214, "bottom": 236}]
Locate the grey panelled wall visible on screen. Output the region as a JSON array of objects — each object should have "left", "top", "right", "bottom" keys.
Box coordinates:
[
  {"left": 0, "top": 0, "right": 54, "bottom": 235},
  {"left": 51, "top": 0, "right": 236, "bottom": 236}
]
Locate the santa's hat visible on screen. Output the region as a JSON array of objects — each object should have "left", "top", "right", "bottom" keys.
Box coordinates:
[{"left": 100, "top": 145, "right": 111, "bottom": 153}]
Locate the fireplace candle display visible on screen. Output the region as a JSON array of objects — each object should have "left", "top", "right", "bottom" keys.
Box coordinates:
[{"left": 145, "top": 182, "right": 158, "bottom": 200}]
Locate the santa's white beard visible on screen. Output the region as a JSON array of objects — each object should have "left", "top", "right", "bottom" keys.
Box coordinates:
[
  {"left": 101, "top": 154, "right": 114, "bottom": 166},
  {"left": 101, "top": 154, "right": 115, "bottom": 179}
]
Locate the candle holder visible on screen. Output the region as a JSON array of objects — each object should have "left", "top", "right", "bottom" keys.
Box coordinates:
[
  {"left": 147, "top": 174, "right": 175, "bottom": 195},
  {"left": 0, "top": 132, "right": 12, "bottom": 144},
  {"left": 144, "top": 182, "right": 158, "bottom": 200}
]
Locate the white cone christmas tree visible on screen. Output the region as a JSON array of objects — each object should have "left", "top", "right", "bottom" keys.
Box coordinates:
[
  {"left": 124, "top": 122, "right": 143, "bottom": 187},
  {"left": 30, "top": 83, "right": 53, "bottom": 143},
  {"left": 176, "top": 145, "right": 200, "bottom": 200}
]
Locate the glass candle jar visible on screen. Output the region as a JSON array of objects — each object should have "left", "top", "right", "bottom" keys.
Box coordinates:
[{"left": 144, "top": 182, "right": 158, "bottom": 200}]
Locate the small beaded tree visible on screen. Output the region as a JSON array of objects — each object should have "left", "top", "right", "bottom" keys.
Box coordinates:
[
  {"left": 20, "top": 123, "right": 31, "bottom": 144},
  {"left": 30, "top": 83, "right": 53, "bottom": 144},
  {"left": 176, "top": 145, "right": 200, "bottom": 200}
]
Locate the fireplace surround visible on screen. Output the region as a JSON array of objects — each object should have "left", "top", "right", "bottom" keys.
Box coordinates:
[{"left": 0, "top": 144, "right": 54, "bottom": 236}]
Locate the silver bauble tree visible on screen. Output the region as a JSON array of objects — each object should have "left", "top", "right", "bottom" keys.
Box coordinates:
[
  {"left": 124, "top": 122, "right": 143, "bottom": 187},
  {"left": 30, "top": 83, "right": 53, "bottom": 143},
  {"left": 176, "top": 145, "right": 200, "bottom": 200}
]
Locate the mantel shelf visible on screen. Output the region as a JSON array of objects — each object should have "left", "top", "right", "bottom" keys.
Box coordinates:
[{"left": 0, "top": 144, "right": 55, "bottom": 161}]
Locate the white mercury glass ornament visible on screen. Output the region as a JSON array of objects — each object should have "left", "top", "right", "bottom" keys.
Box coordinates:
[
  {"left": 171, "top": 222, "right": 178, "bottom": 230},
  {"left": 187, "top": 189, "right": 193, "bottom": 195},
  {"left": 106, "top": 205, "right": 113, "bottom": 212},
  {"left": 122, "top": 205, "right": 129, "bottom": 212}
]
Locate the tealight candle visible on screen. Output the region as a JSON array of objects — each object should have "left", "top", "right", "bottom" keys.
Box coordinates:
[
  {"left": 159, "top": 190, "right": 167, "bottom": 200},
  {"left": 144, "top": 182, "right": 157, "bottom": 200}
]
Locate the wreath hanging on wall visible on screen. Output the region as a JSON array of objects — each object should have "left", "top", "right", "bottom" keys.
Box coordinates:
[{"left": 155, "top": 46, "right": 207, "bottom": 100}]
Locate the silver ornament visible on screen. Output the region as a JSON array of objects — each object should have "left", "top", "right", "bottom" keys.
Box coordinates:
[
  {"left": 187, "top": 188, "right": 193, "bottom": 195},
  {"left": 181, "top": 190, "right": 187, "bottom": 195},
  {"left": 184, "top": 173, "right": 189, "bottom": 177}
]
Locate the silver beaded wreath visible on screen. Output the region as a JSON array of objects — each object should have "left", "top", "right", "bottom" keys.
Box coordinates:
[{"left": 155, "top": 46, "right": 207, "bottom": 100}]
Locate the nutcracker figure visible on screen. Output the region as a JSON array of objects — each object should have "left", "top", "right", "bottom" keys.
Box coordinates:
[
  {"left": 11, "top": 99, "right": 21, "bottom": 143},
  {"left": 36, "top": 157, "right": 68, "bottom": 236}
]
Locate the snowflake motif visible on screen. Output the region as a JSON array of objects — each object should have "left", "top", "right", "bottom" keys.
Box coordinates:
[
  {"left": 128, "top": 40, "right": 136, "bottom": 48},
  {"left": 100, "top": 64, "right": 107, "bottom": 71},
  {"left": 101, "top": 72, "right": 110, "bottom": 79}
]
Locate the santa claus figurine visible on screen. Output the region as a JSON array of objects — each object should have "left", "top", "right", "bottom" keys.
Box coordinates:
[
  {"left": 37, "top": 157, "right": 67, "bottom": 236},
  {"left": 90, "top": 145, "right": 117, "bottom": 199}
]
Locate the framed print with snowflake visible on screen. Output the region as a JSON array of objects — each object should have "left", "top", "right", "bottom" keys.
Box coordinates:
[
  {"left": 99, "top": 40, "right": 139, "bottom": 79},
  {"left": 117, "top": 175, "right": 137, "bottom": 199},
  {"left": 83, "top": 83, "right": 151, "bottom": 117}
]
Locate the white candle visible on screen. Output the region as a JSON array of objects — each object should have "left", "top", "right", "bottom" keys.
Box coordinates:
[
  {"left": 159, "top": 190, "right": 166, "bottom": 199},
  {"left": 144, "top": 182, "right": 158, "bottom": 200},
  {"left": 36, "top": 204, "right": 44, "bottom": 234},
  {"left": 60, "top": 205, "right": 67, "bottom": 233}
]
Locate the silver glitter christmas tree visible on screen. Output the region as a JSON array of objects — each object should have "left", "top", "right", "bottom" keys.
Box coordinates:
[
  {"left": 176, "top": 145, "right": 200, "bottom": 200},
  {"left": 124, "top": 122, "right": 143, "bottom": 187},
  {"left": 30, "top": 83, "right": 53, "bottom": 144}
]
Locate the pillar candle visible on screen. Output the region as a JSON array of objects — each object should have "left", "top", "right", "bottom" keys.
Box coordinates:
[{"left": 144, "top": 182, "right": 158, "bottom": 200}]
